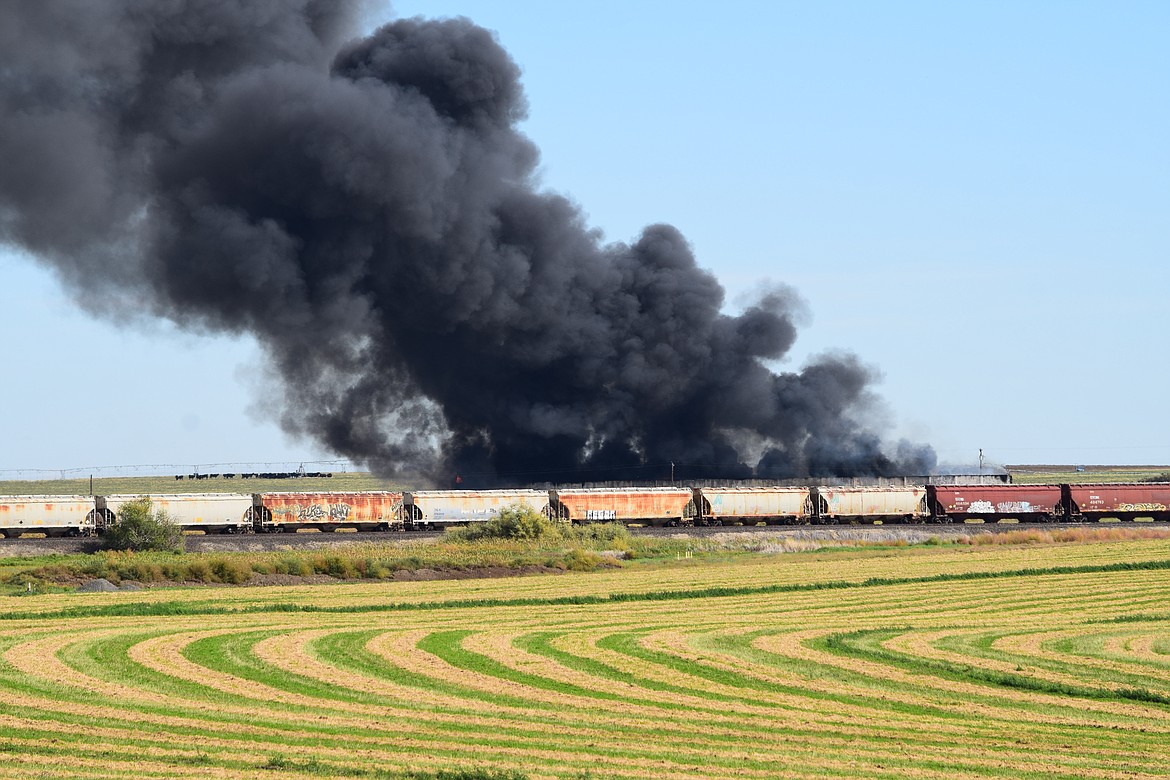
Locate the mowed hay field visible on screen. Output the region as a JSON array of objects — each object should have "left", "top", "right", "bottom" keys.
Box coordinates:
[{"left": 4, "top": 541, "right": 1170, "bottom": 779}]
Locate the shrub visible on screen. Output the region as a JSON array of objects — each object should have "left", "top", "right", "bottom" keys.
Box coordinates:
[
  {"left": 210, "top": 557, "right": 252, "bottom": 584},
  {"left": 80, "top": 556, "right": 111, "bottom": 578},
  {"left": 563, "top": 548, "right": 607, "bottom": 572},
  {"left": 6, "top": 572, "right": 48, "bottom": 591},
  {"left": 275, "top": 556, "right": 312, "bottom": 577},
  {"left": 102, "top": 498, "right": 184, "bottom": 553},
  {"left": 122, "top": 560, "right": 163, "bottom": 583},
  {"left": 446, "top": 504, "right": 562, "bottom": 542},
  {"left": 185, "top": 559, "right": 213, "bottom": 582},
  {"left": 321, "top": 555, "right": 356, "bottom": 579},
  {"left": 564, "top": 522, "right": 631, "bottom": 545}
]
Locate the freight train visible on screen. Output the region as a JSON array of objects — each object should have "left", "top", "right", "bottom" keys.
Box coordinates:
[{"left": 1, "top": 483, "right": 1168, "bottom": 538}]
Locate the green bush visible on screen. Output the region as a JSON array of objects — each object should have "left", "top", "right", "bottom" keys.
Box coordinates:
[
  {"left": 275, "top": 556, "right": 312, "bottom": 577},
  {"left": 446, "top": 504, "right": 562, "bottom": 542},
  {"left": 122, "top": 559, "right": 163, "bottom": 583},
  {"left": 210, "top": 557, "right": 252, "bottom": 584},
  {"left": 101, "top": 498, "right": 184, "bottom": 553},
  {"left": 80, "top": 556, "right": 111, "bottom": 578},
  {"left": 562, "top": 548, "right": 605, "bottom": 572},
  {"left": 563, "top": 522, "right": 631, "bottom": 545},
  {"left": 321, "top": 555, "right": 356, "bottom": 579},
  {"left": 185, "top": 558, "right": 213, "bottom": 582}
]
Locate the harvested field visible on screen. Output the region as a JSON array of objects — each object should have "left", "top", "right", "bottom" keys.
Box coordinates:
[{"left": 3, "top": 541, "right": 1170, "bottom": 778}]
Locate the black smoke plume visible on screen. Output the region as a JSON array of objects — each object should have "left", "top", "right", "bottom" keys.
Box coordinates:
[{"left": 0, "top": 1, "right": 935, "bottom": 485}]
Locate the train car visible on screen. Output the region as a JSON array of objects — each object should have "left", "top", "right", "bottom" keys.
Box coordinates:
[
  {"left": 403, "top": 489, "right": 550, "bottom": 529},
  {"left": 0, "top": 496, "right": 97, "bottom": 537},
  {"left": 551, "top": 487, "right": 695, "bottom": 526},
  {"left": 817, "top": 487, "right": 929, "bottom": 524},
  {"left": 253, "top": 491, "right": 404, "bottom": 532},
  {"left": 1064, "top": 483, "right": 1170, "bottom": 522},
  {"left": 98, "top": 494, "right": 255, "bottom": 534},
  {"left": 927, "top": 484, "right": 1063, "bottom": 523},
  {"left": 695, "top": 486, "right": 812, "bottom": 525}
]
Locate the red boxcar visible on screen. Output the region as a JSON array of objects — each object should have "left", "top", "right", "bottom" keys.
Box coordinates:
[
  {"left": 552, "top": 487, "right": 695, "bottom": 526},
  {"left": 1065, "top": 484, "right": 1170, "bottom": 521},
  {"left": 928, "top": 484, "right": 1063, "bottom": 522},
  {"left": 255, "top": 491, "right": 404, "bottom": 532}
]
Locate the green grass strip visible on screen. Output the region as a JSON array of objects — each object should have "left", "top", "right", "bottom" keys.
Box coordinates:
[
  {"left": 1087, "top": 612, "right": 1170, "bottom": 624},
  {"left": 820, "top": 628, "right": 1170, "bottom": 707}
]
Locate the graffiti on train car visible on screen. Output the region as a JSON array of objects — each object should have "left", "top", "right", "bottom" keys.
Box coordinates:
[
  {"left": 967, "top": 501, "right": 1039, "bottom": 513},
  {"left": 1117, "top": 503, "right": 1168, "bottom": 512}
]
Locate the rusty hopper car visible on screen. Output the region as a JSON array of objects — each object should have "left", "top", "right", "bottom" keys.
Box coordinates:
[
  {"left": 254, "top": 491, "right": 404, "bottom": 532},
  {"left": 403, "top": 489, "right": 550, "bottom": 529},
  {"left": 0, "top": 496, "right": 97, "bottom": 537},
  {"left": 1064, "top": 483, "right": 1170, "bottom": 522},
  {"left": 927, "top": 484, "right": 1063, "bottom": 522},
  {"left": 817, "top": 487, "right": 929, "bottom": 524},
  {"left": 98, "top": 494, "right": 255, "bottom": 534},
  {"left": 695, "top": 486, "right": 812, "bottom": 525},
  {"left": 551, "top": 487, "right": 696, "bottom": 526}
]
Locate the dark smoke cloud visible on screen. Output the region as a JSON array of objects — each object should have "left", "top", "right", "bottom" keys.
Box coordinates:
[{"left": 0, "top": 1, "right": 936, "bottom": 485}]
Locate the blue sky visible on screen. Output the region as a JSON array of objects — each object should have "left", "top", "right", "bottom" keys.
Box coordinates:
[{"left": 2, "top": 0, "right": 1167, "bottom": 477}]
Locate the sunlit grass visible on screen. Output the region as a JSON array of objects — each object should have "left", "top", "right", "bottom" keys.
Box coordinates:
[{"left": 4, "top": 540, "right": 1170, "bottom": 777}]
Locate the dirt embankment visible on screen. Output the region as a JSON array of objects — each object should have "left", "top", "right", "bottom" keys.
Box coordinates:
[{"left": 2, "top": 522, "right": 1157, "bottom": 559}]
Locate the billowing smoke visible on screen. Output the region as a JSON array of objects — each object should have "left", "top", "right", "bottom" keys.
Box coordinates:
[{"left": 0, "top": 1, "right": 935, "bottom": 486}]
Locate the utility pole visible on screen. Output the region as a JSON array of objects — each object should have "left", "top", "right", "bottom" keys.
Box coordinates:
[
  {"left": 979, "top": 449, "right": 984, "bottom": 472},
  {"left": 670, "top": 461, "right": 675, "bottom": 484}
]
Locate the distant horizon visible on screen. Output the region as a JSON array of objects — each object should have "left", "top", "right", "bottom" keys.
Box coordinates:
[{"left": 2, "top": 461, "right": 1166, "bottom": 484}]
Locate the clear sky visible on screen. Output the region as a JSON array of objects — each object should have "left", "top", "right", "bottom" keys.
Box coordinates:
[{"left": 2, "top": 0, "right": 1168, "bottom": 477}]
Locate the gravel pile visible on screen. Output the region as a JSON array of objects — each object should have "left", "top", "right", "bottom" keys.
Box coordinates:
[{"left": 77, "top": 578, "right": 119, "bottom": 592}]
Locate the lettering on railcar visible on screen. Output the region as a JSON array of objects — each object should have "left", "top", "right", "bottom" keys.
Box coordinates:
[
  {"left": 585, "top": 509, "right": 617, "bottom": 520},
  {"left": 298, "top": 504, "right": 325, "bottom": 521}
]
